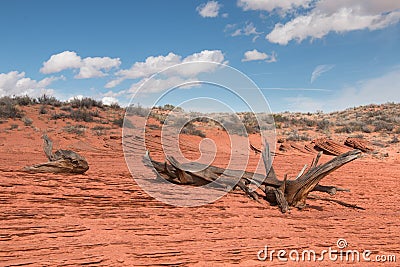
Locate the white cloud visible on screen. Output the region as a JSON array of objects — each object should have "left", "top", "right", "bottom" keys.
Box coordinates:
[
  {"left": 311, "top": 64, "right": 335, "bottom": 83},
  {"left": 102, "top": 96, "right": 119, "bottom": 105},
  {"left": 107, "top": 50, "right": 226, "bottom": 89},
  {"left": 284, "top": 67, "right": 400, "bottom": 112},
  {"left": 40, "top": 51, "right": 121, "bottom": 79},
  {"left": 238, "top": 0, "right": 312, "bottom": 12},
  {"left": 129, "top": 76, "right": 199, "bottom": 94},
  {"left": 0, "top": 71, "right": 61, "bottom": 97},
  {"left": 196, "top": 1, "right": 221, "bottom": 18},
  {"left": 116, "top": 52, "right": 182, "bottom": 81},
  {"left": 40, "top": 51, "right": 81, "bottom": 74},
  {"left": 242, "top": 49, "right": 277, "bottom": 62},
  {"left": 228, "top": 22, "right": 261, "bottom": 38},
  {"left": 329, "top": 67, "right": 400, "bottom": 110},
  {"left": 266, "top": 1, "right": 400, "bottom": 45},
  {"left": 76, "top": 57, "right": 121, "bottom": 79},
  {"left": 67, "top": 95, "right": 84, "bottom": 102},
  {"left": 231, "top": 29, "right": 242, "bottom": 37}
]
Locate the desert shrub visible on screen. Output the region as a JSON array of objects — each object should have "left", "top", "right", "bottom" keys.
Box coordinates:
[
  {"left": 171, "top": 116, "right": 188, "bottom": 127},
  {"left": 222, "top": 121, "right": 246, "bottom": 136},
  {"left": 91, "top": 125, "right": 110, "bottom": 136},
  {"left": 22, "top": 117, "right": 33, "bottom": 126},
  {"left": 0, "top": 97, "right": 22, "bottom": 118},
  {"left": 181, "top": 122, "right": 206, "bottom": 138},
  {"left": 285, "top": 130, "right": 311, "bottom": 141},
  {"left": 389, "top": 135, "right": 399, "bottom": 144},
  {"left": 109, "top": 102, "right": 121, "bottom": 109},
  {"left": 147, "top": 124, "right": 161, "bottom": 130},
  {"left": 112, "top": 117, "right": 135, "bottom": 128},
  {"left": 361, "top": 125, "right": 372, "bottom": 133},
  {"left": 126, "top": 104, "right": 150, "bottom": 117},
  {"left": 70, "top": 97, "right": 103, "bottom": 109},
  {"left": 63, "top": 124, "right": 87, "bottom": 135},
  {"left": 50, "top": 113, "right": 68, "bottom": 120},
  {"left": 273, "top": 114, "right": 288, "bottom": 123},
  {"left": 10, "top": 124, "right": 19, "bottom": 130},
  {"left": 317, "top": 119, "right": 330, "bottom": 131},
  {"left": 37, "top": 94, "right": 61, "bottom": 107},
  {"left": 124, "top": 118, "right": 135, "bottom": 129},
  {"left": 69, "top": 109, "right": 93, "bottom": 122},
  {"left": 351, "top": 134, "right": 365, "bottom": 139},
  {"left": 60, "top": 105, "right": 72, "bottom": 112},
  {"left": 302, "top": 118, "right": 316, "bottom": 127},
  {"left": 112, "top": 117, "right": 124, "bottom": 127},
  {"left": 335, "top": 126, "right": 354, "bottom": 134},
  {"left": 39, "top": 105, "right": 48, "bottom": 114},
  {"left": 373, "top": 121, "right": 394, "bottom": 132},
  {"left": 89, "top": 110, "right": 101, "bottom": 118},
  {"left": 14, "top": 95, "right": 36, "bottom": 106}
]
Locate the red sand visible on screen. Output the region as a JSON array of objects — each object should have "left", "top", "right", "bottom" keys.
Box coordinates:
[{"left": 0, "top": 110, "right": 399, "bottom": 266}]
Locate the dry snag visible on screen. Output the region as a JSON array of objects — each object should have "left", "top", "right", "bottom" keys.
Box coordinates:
[
  {"left": 23, "top": 134, "right": 89, "bottom": 174},
  {"left": 144, "top": 142, "right": 364, "bottom": 213}
]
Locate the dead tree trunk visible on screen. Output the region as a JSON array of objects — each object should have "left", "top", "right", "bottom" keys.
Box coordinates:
[
  {"left": 23, "top": 134, "right": 89, "bottom": 174},
  {"left": 144, "top": 143, "right": 363, "bottom": 213}
]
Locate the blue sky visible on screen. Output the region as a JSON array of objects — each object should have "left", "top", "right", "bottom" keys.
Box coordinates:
[{"left": 1, "top": 0, "right": 399, "bottom": 112}]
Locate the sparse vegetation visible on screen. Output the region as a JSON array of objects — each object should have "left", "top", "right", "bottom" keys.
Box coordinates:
[
  {"left": 39, "top": 105, "right": 48, "bottom": 114},
  {"left": 91, "top": 125, "right": 110, "bottom": 136},
  {"left": 22, "top": 117, "right": 33, "bottom": 126},
  {"left": 181, "top": 122, "right": 206, "bottom": 138},
  {"left": 0, "top": 97, "right": 23, "bottom": 119},
  {"left": 37, "top": 94, "right": 62, "bottom": 107},
  {"left": 69, "top": 109, "right": 94, "bottom": 122},
  {"left": 63, "top": 124, "right": 87, "bottom": 135},
  {"left": 69, "top": 97, "right": 103, "bottom": 109},
  {"left": 126, "top": 104, "right": 150, "bottom": 117}
]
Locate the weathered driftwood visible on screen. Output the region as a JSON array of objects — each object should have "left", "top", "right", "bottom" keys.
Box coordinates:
[
  {"left": 23, "top": 134, "right": 89, "bottom": 174},
  {"left": 144, "top": 143, "right": 363, "bottom": 213}
]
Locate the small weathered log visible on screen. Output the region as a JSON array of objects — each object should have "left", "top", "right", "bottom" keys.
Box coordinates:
[
  {"left": 23, "top": 134, "right": 89, "bottom": 174},
  {"left": 344, "top": 137, "right": 374, "bottom": 152},
  {"left": 144, "top": 142, "right": 363, "bottom": 212},
  {"left": 312, "top": 138, "right": 351, "bottom": 156}
]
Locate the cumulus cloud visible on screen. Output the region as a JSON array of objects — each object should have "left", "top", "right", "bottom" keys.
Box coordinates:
[
  {"left": 196, "top": 1, "right": 221, "bottom": 18},
  {"left": 40, "top": 51, "right": 121, "bottom": 79},
  {"left": 107, "top": 50, "right": 226, "bottom": 89},
  {"left": 242, "top": 49, "right": 277, "bottom": 62},
  {"left": 310, "top": 64, "right": 335, "bottom": 83},
  {"left": 76, "top": 57, "right": 121, "bottom": 79},
  {"left": 238, "top": 0, "right": 312, "bottom": 12},
  {"left": 102, "top": 96, "right": 119, "bottom": 105},
  {"left": 266, "top": 1, "right": 400, "bottom": 45},
  {"left": 0, "top": 71, "right": 61, "bottom": 97},
  {"left": 40, "top": 51, "right": 81, "bottom": 74}
]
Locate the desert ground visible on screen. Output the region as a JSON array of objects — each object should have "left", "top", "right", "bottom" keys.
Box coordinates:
[{"left": 0, "top": 98, "right": 399, "bottom": 266}]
